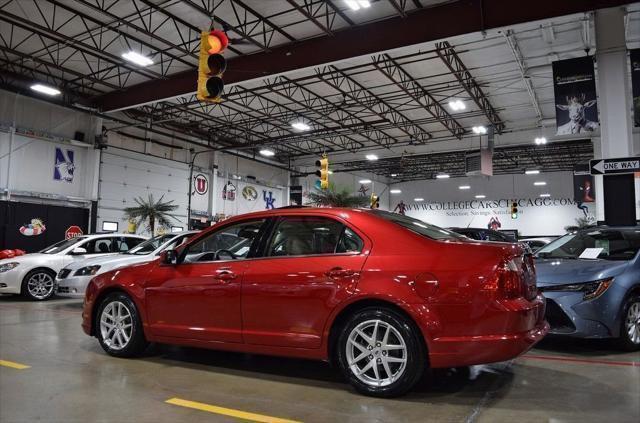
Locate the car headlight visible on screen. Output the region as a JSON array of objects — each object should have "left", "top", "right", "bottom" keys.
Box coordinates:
[
  {"left": 74, "top": 265, "right": 101, "bottom": 276},
  {"left": 0, "top": 262, "right": 19, "bottom": 273},
  {"left": 541, "top": 278, "right": 613, "bottom": 301}
]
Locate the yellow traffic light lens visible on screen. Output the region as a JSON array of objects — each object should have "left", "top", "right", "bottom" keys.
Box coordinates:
[{"left": 207, "top": 54, "right": 226, "bottom": 76}]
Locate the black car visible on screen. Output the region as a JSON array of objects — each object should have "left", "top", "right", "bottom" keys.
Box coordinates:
[{"left": 447, "top": 227, "right": 516, "bottom": 242}]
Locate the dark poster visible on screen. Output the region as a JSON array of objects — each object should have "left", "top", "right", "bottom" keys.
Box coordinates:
[
  {"left": 289, "top": 185, "right": 303, "bottom": 206},
  {"left": 553, "top": 57, "right": 599, "bottom": 136},
  {"left": 631, "top": 49, "right": 640, "bottom": 127}
]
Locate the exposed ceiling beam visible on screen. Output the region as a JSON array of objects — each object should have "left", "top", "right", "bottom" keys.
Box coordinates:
[{"left": 93, "top": 0, "right": 632, "bottom": 112}]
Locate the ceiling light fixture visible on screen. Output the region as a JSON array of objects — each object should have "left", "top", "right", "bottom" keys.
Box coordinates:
[
  {"left": 291, "top": 121, "right": 311, "bottom": 131},
  {"left": 435, "top": 174, "right": 450, "bottom": 179},
  {"left": 359, "top": 179, "right": 372, "bottom": 184},
  {"left": 365, "top": 154, "right": 378, "bottom": 161},
  {"left": 475, "top": 194, "right": 486, "bottom": 199},
  {"left": 345, "top": 0, "right": 370, "bottom": 10},
  {"left": 414, "top": 197, "right": 425, "bottom": 202},
  {"left": 458, "top": 185, "right": 471, "bottom": 190},
  {"left": 525, "top": 169, "right": 540, "bottom": 175},
  {"left": 472, "top": 126, "right": 487, "bottom": 134},
  {"left": 259, "top": 148, "right": 275, "bottom": 157},
  {"left": 390, "top": 189, "right": 402, "bottom": 194},
  {"left": 534, "top": 181, "right": 547, "bottom": 186},
  {"left": 390, "top": 173, "right": 398, "bottom": 177},
  {"left": 534, "top": 137, "right": 548, "bottom": 145},
  {"left": 448, "top": 99, "right": 466, "bottom": 111},
  {"left": 540, "top": 193, "right": 551, "bottom": 198},
  {"left": 122, "top": 51, "right": 154, "bottom": 67},
  {"left": 30, "top": 84, "right": 61, "bottom": 96}
]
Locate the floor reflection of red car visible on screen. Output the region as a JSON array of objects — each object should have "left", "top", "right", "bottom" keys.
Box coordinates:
[{"left": 82, "top": 208, "right": 548, "bottom": 397}]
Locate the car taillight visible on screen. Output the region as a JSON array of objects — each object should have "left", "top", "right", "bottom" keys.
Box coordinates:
[{"left": 483, "top": 256, "right": 535, "bottom": 300}]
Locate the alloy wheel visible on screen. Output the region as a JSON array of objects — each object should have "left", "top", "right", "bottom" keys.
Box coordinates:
[
  {"left": 626, "top": 302, "right": 640, "bottom": 345},
  {"left": 346, "top": 319, "right": 407, "bottom": 387},
  {"left": 27, "top": 272, "right": 54, "bottom": 300},
  {"left": 100, "top": 301, "right": 133, "bottom": 351}
]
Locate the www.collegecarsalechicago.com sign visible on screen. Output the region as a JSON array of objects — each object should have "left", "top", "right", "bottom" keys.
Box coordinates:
[{"left": 405, "top": 197, "right": 580, "bottom": 212}]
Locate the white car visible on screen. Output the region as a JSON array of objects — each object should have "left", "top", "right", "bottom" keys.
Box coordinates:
[
  {"left": 0, "top": 234, "right": 146, "bottom": 301},
  {"left": 56, "top": 231, "right": 196, "bottom": 299}
]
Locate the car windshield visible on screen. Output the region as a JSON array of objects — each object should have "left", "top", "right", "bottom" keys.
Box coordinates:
[
  {"left": 127, "top": 234, "right": 176, "bottom": 255},
  {"left": 370, "top": 210, "right": 464, "bottom": 241},
  {"left": 536, "top": 229, "right": 640, "bottom": 261},
  {"left": 40, "top": 237, "right": 87, "bottom": 254}
]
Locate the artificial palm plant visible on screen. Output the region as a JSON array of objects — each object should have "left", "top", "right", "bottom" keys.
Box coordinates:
[
  {"left": 123, "top": 194, "right": 178, "bottom": 235},
  {"left": 306, "top": 183, "right": 369, "bottom": 208}
]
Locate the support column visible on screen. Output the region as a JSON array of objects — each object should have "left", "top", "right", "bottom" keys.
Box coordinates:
[{"left": 593, "top": 7, "right": 635, "bottom": 224}]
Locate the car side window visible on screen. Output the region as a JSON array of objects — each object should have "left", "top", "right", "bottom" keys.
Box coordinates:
[
  {"left": 185, "top": 220, "right": 265, "bottom": 262},
  {"left": 486, "top": 232, "right": 505, "bottom": 242},
  {"left": 266, "top": 217, "right": 345, "bottom": 257},
  {"left": 81, "top": 238, "right": 113, "bottom": 254},
  {"left": 118, "top": 237, "right": 144, "bottom": 251},
  {"left": 336, "top": 227, "right": 364, "bottom": 253}
]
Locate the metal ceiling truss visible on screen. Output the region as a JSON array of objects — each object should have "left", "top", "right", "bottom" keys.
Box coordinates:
[
  {"left": 338, "top": 140, "right": 593, "bottom": 180},
  {"left": 435, "top": 41, "right": 505, "bottom": 134},
  {"left": 371, "top": 53, "right": 466, "bottom": 139}
]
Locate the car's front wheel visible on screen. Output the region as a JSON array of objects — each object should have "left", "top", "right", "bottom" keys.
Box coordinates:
[
  {"left": 336, "top": 307, "right": 426, "bottom": 397},
  {"left": 619, "top": 295, "right": 640, "bottom": 351},
  {"left": 21, "top": 269, "right": 56, "bottom": 301},
  {"left": 96, "top": 292, "right": 148, "bottom": 357}
]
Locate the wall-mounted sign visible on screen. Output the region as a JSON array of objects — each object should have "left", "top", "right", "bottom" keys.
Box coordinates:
[
  {"left": 590, "top": 158, "right": 640, "bottom": 175},
  {"left": 54, "top": 147, "right": 75, "bottom": 182},
  {"left": 263, "top": 190, "right": 276, "bottom": 209},
  {"left": 222, "top": 181, "right": 236, "bottom": 201},
  {"left": 194, "top": 173, "right": 209, "bottom": 195},
  {"left": 19, "top": 218, "right": 46, "bottom": 236},
  {"left": 289, "top": 185, "right": 303, "bottom": 206},
  {"left": 553, "top": 57, "right": 599, "bottom": 135},
  {"left": 631, "top": 49, "right": 640, "bottom": 127},
  {"left": 242, "top": 185, "right": 258, "bottom": 201},
  {"left": 65, "top": 225, "right": 84, "bottom": 239}
]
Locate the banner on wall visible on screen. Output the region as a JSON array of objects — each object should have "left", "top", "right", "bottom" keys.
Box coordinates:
[
  {"left": 289, "top": 185, "right": 303, "bottom": 206},
  {"left": 403, "top": 197, "right": 595, "bottom": 236},
  {"left": 553, "top": 57, "right": 599, "bottom": 135},
  {"left": 631, "top": 49, "right": 640, "bottom": 127},
  {"left": 193, "top": 173, "right": 209, "bottom": 195},
  {"left": 53, "top": 147, "right": 75, "bottom": 182}
]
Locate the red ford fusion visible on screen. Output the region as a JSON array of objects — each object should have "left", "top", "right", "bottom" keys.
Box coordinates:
[{"left": 82, "top": 208, "right": 548, "bottom": 397}]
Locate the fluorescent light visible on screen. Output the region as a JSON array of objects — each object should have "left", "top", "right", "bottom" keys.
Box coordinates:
[
  {"left": 122, "top": 51, "right": 153, "bottom": 66},
  {"left": 30, "top": 84, "right": 61, "bottom": 96},
  {"left": 475, "top": 194, "right": 486, "bottom": 199},
  {"left": 259, "top": 148, "right": 275, "bottom": 157},
  {"left": 291, "top": 121, "right": 311, "bottom": 131},
  {"left": 472, "top": 126, "right": 487, "bottom": 134},
  {"left": 525, "top": 169, "right": 540, "bottom": 175},
  {"left": 390, "top": 189, "right": 402, "bottom": 194},
  {"left": 435, "top": 174, "right": 450, "bottom": 179},
  {"left": 534, "top": 181, "right": 547, "bottom": 186},
  {"left": 359, "top": 179, "right": 372, "bottom": 184},
  {"left": 327, "top": 170, "right": 333, "bottom": 174},
  {"left": 414, "top": 197, "right": 425, "bottom": 202},
  {"left": 358, "top": 0, "right": 371, "bottom": 7},
  {"left": 365, "top": 154, "right": 378, "bottom": 161},
  {"left": 459, "top": 185, "right": 471, "bottom": 190},
  {"left": 448, "top": 100, "right": 466, "bottom": 111},
  {"left": 540, "top": 193, "right": 551, "bottom": 198},
  {"left": 534, "top": 137, "right": 548, "bottom": 145},
  {"left": 345, "top": 0, "right": 370, "bottom": 10},
  {"left": 390, "top": 173, "right": 398, "bottom": 177}
]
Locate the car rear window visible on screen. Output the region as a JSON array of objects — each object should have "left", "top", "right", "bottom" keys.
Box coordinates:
[{"left": 369, "top": 210, "right": 464, "bottom": 241}]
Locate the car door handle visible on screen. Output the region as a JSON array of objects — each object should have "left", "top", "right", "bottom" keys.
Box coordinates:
[
  {"left": 215, "top": 269, "right": 237, "bottom": 281},
  {"left": 326, "top": 267, "right": 356, "bottom": 278}
]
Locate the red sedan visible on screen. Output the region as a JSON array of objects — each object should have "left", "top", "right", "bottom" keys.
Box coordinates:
[{"left": 82, "top": 208, "right": 548, "bottom": 397}]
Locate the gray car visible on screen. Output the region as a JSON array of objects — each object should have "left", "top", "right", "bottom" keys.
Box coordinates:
[{"left": 535, "top": 227, "right": 640, "bottom": 350}]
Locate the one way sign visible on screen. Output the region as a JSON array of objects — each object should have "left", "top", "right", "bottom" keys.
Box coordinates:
[{"left": 590, "top": 157, "right": 640, "bottom": 175}]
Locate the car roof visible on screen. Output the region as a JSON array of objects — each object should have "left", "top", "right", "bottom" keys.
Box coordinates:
[{"left": 84, "top": 233, "right": 146, "bottom": 238}]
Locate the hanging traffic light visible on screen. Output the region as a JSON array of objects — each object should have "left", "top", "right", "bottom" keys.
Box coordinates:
[
  {"left": 315, "top": 154, "right": 329, "bottom": 190},
  {"left": 511, "top": 201, "right": 518, "bottom": 219},
  {"left": 197, "top": 30, "right": 228, "bottom": 103},
  {"left": 370, "top": 193, "right": 380, "bottom": 209}
]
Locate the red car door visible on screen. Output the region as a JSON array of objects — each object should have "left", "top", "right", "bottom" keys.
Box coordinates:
[
  {"left": 144, "top": 218, "right": 266, "bottom": 343},
  {"left": 242, "top": 215, "right": 370, "bottom": 349}
]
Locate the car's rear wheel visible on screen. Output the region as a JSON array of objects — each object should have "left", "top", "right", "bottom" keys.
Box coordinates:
[
  {"left": 21, "top": 269, "right": 55, "bottom": 301},
  {"left": 618, "top": 295, "right": 640, "bottom": 351},
  {"left": 96, "top": 292, "right": 148, "bottom": 357},
  {"left": 336, "top": 307, "right": 426, "bottom": 397}
]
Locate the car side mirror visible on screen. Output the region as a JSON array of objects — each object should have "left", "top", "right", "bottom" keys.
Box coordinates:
[
  {"left": 71, "top": 247, "right": 87, "bottom": 255},
  {"left": 162, "top": 249, "right": 178, "bottom": 265}
]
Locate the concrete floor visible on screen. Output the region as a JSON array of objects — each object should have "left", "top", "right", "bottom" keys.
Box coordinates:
[{"left": 1, "top": 296, "right": 638, "bottom": 423}]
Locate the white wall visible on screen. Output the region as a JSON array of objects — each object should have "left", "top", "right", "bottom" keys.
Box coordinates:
[{"left": 392, "top": 172, "right": 595, "bottom": 236}]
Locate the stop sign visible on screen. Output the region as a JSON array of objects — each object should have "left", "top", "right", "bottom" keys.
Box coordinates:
[{"left": 65, "top": 226, "right": 84, "bottom": 239}]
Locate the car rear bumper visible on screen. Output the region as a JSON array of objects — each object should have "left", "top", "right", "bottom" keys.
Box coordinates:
[{"left": 426, "top": 294, "right": 548, "bottom": 368}]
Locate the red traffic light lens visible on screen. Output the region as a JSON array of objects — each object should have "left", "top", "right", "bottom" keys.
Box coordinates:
[{"left": 207, "top": 30, "right": 229, "bottom": 54}]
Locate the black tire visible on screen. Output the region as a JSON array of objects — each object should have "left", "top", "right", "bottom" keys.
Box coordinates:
[
  {"left": 617, "top": 295, "right": 640, "bottom": 351},
  {"left": 336, "top": 307, "right": 426, "bottom": 397},
  {"left": 21, "top": 268, "right": 56, "bottom": 301},
  {"left": 95, "top": 292, "right": 148, "bottom": 357}
]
